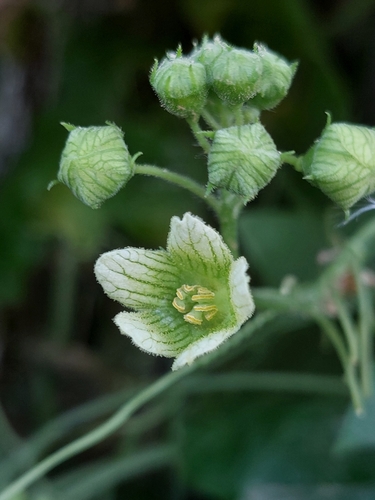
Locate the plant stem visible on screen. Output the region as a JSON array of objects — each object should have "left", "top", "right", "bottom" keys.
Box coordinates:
[
  {"left": 0, "top": 368, "right": 190, "bottom": 500},
  {"left": 217, "top": 191, "right": 243, "bottom": 257},
  {"left": 314, "top": 314, "right": 364, "bottom": 415},
  {"left": 331, "top": 290, "right": 359, "bottom": 365},
  {"left": 134, "top": 163, "right": 220, "bottom": 214},
  {"left": 233, "top": 104, "right": 244, "bottom": 126},
  {"left": 281, "top": 151, "right": 302, "bottom": 171},
  {"left": 353, "top": 262, "right": 374, "bottom": 398},
  {"left": 201, "top": 109, "right": 221, "bottom": 130},
  {"left": 186, "top": 117, "right": 211, "bottom": 154}
]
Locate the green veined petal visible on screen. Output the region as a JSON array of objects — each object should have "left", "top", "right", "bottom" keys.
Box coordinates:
[{"left": 95, "top": 249, "right": 179, "bottom": 309}]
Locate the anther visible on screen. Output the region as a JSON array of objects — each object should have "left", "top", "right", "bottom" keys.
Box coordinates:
[
  {"left": 172, "top": 284, "right": 218, "bottom": 325},
  {"left": 172, "top": 297, "right": 186, "bottom": 313},
  {"left": 184, "top": 313, "right": 203, "bottom": 325}
]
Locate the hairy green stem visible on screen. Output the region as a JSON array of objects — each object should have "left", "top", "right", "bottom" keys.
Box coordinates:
[
  {"left": 201, "top": 109, "right": 221, "bottom": 130},
  {"left": 0, "top": 368, "right": 190, "bottom": 500},
  {"left": 233, "top": 104, "right": 244, "bottom": 126},
  {"left": 217, "top": 191, "right": 244, "bottom": 257},
  {"left": 186, "top": 117, "right": 211, "bottom": 153},
  {"left": 281, "top": 151, "right": 302, "bottom": 171},
  {"left": 134, "top": 163, "right": 220, "bottom": 214},
  {"left": 0, "top": 311, "right": 278, "bottom": 498}
]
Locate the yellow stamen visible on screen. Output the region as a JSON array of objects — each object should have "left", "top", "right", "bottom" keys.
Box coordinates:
[
  {"left": 204, "top": 309, "right": 218, "bottom": 321},
  {"left": 172, "top": 297, "right": 186, "bottom": 313},
  {"left": 172, "top": 284, "right": 218, "bottom": 325},
  {"left": 184, "top": 313, "right": 203, "bottom": 325},
  {"left": 193, "top": 304, "right": 218, "bottom": 312}
]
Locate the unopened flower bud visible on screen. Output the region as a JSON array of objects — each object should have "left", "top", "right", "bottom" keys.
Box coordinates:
[
  {"left": 207, "top": 123, "right": 281, "bottom": 201},
  {"left": 150, "top": 48, "right": 208, "bottom": 119},
  {"left": 302, "top": 122, "right": 375, "bottom": 211},
  {"left": 210, "top": 48, "right": 262, "bottom": 105},
  {"left": 191, "top": 35, "right": 229, "bottom": 85},
  {"left": 250, "top": 43, "right": 297, "bottom": 110},
  {"left": 49, "top": 123, "right": 134, "bottom": 209}
]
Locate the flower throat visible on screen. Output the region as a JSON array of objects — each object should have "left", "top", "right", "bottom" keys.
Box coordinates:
[{"left": 172, "top": 284, "right": 218, "bottom": 325}]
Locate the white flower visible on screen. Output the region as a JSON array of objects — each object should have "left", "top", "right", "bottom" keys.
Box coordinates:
[{"left": 94, "top": 213, "right": 255, "bottom": 370}]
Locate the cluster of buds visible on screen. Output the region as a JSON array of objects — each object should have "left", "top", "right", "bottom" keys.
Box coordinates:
[
  {"left": 51, "top": 37, "right": 297, "bottom": 208},
  {"left": 150, "top": 35, "right": 297, "bottom": 120},
  {"left": 50, "top": 37, "right": 375, "bottom": 218},
  {"left": 150, "top": 36, "right": 295, "bottom": 201}
]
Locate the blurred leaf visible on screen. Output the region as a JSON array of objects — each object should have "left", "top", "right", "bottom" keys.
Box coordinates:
[
  {"left": 240, "top": 483, "right": 375, "bottom": 500},
  {"left": 240, "top": 208, "right": 328, "bottom": 286},
  {"left": 181, "top": 393, "right": 346, "bottom": 499},
  {"left": 334, "top": 384, "right": 375, "bottom": 454}
]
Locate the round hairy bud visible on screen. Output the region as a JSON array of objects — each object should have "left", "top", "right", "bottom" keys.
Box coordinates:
[
  {"left": 50, "top": 123, "right": 134, "bottom": 209},
  {"left": 250, "top": 43, "right": 298, "bottom": 110},
  {"left": 302, "top": 122, "right": 375, "bottom": 211},
  {"left": 207, "top": 123, "right": 281, "bottom": 202},
  {"left": 191, "top": 35, "right": 230, "bottom": 85},
  {"left": 150, "top": 50, "right": 208, "bottom": 119},
  {"left": 210, "top": 48, "right": 263, "bottom": 105}
]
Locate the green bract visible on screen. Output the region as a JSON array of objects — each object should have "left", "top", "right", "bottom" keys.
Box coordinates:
[
  {"left": 250, "top": 43, "right": 297, "bottom": 110},
  {"left": 94, "top": 213, "right": 255, "bottom": 370},
  {"left": 150, "top": 50, "right": 208, "bottom": 119},
  {"left": 51, "top": 123, "right": 134, "bottom": 209},
  {"left": 207, "top": 123, "right": 281, "bottom": 201},
  {"left": 211, "top": 47, "right": 262, "bottom": 105},
  {"left": 302, "top": 122, "right": 375, "bottom": 211}
]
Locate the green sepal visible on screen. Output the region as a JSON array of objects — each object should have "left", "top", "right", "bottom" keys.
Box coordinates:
[
  {"left": 60, "top": 122, "right": 76, "bottom": 132},
  {"left": 207, "top": 123, "right": 281, "bottom": 202},
  {"left": 52, "top": 123, "right": 134, "bottom": 209},
  {"left": 302, "top": 121, "right": 375, "bottom": 210}
]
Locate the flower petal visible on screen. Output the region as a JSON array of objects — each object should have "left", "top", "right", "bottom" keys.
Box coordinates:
[
  {"left": 94, "top": 249, "right": 179, "bottom": 309},
  {"left": 229, "top": 256, "right": 255, "bottom": 324},
  {"left": 172, "top": 326, "right": 237, "bottom": 370},
  {"left": 167, "top": 213, "right": 232, "bottom": 278},
  {"left": 114, "top": 310, "right": 197, "bottom": 357},
  {"left": 172, "top": 257, "right": 255, "bottom": 370}
]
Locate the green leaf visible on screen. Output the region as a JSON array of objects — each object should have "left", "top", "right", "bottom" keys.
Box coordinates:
[
  {"left": 334, "top": 391, "right": 375, "bottom": 454},
  {"left": 240, "top": 208, "right": 328, "bottom": 286}
]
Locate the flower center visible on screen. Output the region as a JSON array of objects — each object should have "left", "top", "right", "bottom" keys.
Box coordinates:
[{"left": 172, "top": 284, "right": 218, "bottom": 326}]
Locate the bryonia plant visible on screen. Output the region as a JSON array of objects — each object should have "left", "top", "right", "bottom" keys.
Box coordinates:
[{"left": 2, "top": 34, "right": 375, "bottom": 500}]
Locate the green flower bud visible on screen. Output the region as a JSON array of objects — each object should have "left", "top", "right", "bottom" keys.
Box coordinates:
[
  {"left": 190, "top": 34, "right": 230, "bottom": 85},
  {"left": 207, "top": 123, "right": 281, "bottom": 201},
  {"left": 250, "top": 43, "right": 298, "bottom": 110},
  {"left": 49, "top": 123, "right": 134, "bottom": 209},
  {"left": 210, "top": 48, "right": 263, "bottom": 106},
  {"left": 302, "top": 122, "right": 375, "bottom": 211},
  {"left": 150, "top": 48, "right": 208, "bottom": 119}
]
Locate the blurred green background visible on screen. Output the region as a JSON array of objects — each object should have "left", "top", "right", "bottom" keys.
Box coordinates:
[{"left": 1, "top": 0, "right": 375, "bottom": 498}]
